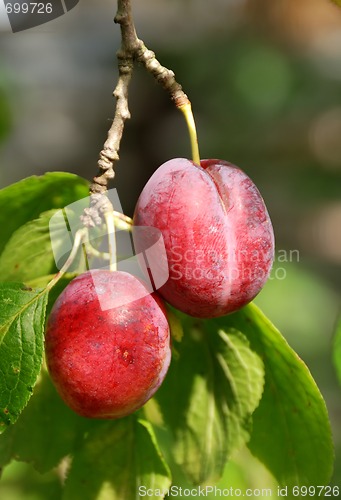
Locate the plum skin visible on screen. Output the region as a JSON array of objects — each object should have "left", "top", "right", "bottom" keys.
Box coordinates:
[
  {"left": 45, "top": 270, "right": 171, "bottom": 419},
  {"left": 133, "top": 158, "right": 275, "bottom": 318}
]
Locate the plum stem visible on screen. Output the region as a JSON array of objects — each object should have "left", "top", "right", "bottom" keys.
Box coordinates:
[
  {"left": 104, "top": 211, "right": 117, "bottom": 272},
  {"left": 45, "top": 209, "right": 134, "bottom": 293},
  {"left": 113, "top": 211, "right": 133, "bottom": 231},
  {"left": 46, "top": 228, "right": 87, "bottom": 292},
  {"left": 179, "top": 103, "right": 201, "bottom": 165},
  {"left": 83, "top": 211, "right": 131, "bottom": 261}
]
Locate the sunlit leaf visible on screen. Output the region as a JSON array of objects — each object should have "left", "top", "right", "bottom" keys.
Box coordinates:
[
  {"left": 0, "top": 210, "right": 63, "bottom": 283},
  {"left": 63, "top": 417, "right": 171, "bottom": 500},
  {"left": 0, "top": 284, "right": 48, "bottom": 431},
  {"left": 0, "top": 173, "right": 88, "bottom": 254},
  {"left": 225, "top": 303, "right": 334, "bottom": 487},
  {"left": 155, "top": 317, "right": 264, "bottom": 485}
]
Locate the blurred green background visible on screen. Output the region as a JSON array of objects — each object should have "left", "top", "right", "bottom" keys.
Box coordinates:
[{"left": 0, "top": 0, "right": 340, "bottom": 497}]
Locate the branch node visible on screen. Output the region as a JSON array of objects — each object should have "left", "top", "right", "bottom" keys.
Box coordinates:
[{"left": 80, "top": 193, "right": 114, "bottom": 228}]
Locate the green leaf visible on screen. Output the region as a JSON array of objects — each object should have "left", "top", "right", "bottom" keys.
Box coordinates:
[
  {"left": 0, "top": 172, "right": 89, "bottom": 254},
  {"left": 0, "top": 210, "right": 63, "bottom": 283},
  {"left": 63, "top": 417, "right": 171, "bottom": 500},
  {"left": 331, "top": 0, "right": 341, "bottom": 7},
  {"left": 223, "top": 303, "right": 334, "bottom": 487},
  {"left": 333, "top": 314, "right": 341, "bottom": 387},
  {"left": 0, "top": 283, "right": 48, "bottom": 431},
  {"left": 154, "top": 317, "right": 265, "bottom": 485},
  {"left": 0, "top": 370, "right": 90, "bottom": 473}
]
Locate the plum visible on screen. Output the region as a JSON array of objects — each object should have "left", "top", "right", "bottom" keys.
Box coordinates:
[
  {"left": 45, "top": 270, "right": 171, "bottom": 419},
  {"left": 133, "top": 158, "right": 274, "bottom": 318}
]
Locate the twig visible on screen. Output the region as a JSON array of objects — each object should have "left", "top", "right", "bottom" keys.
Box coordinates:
[
  {"left": 81, "top": 0, "right": 192, "bottom": 228},
  {"left": 135, "top": 42, "right": 189, "bottom": 107}
]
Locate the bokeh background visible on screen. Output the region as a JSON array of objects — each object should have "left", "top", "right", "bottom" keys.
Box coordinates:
[{"left": 0, "top": 0, "right": 340, "bottom": 497}]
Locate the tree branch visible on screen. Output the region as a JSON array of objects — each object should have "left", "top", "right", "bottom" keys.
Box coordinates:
[
  {"left": 135, "top": 43, "right": 189, "bottom": 107},
  {"left": 81, "top": 0, "right": 190, "bottom": 227}
]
